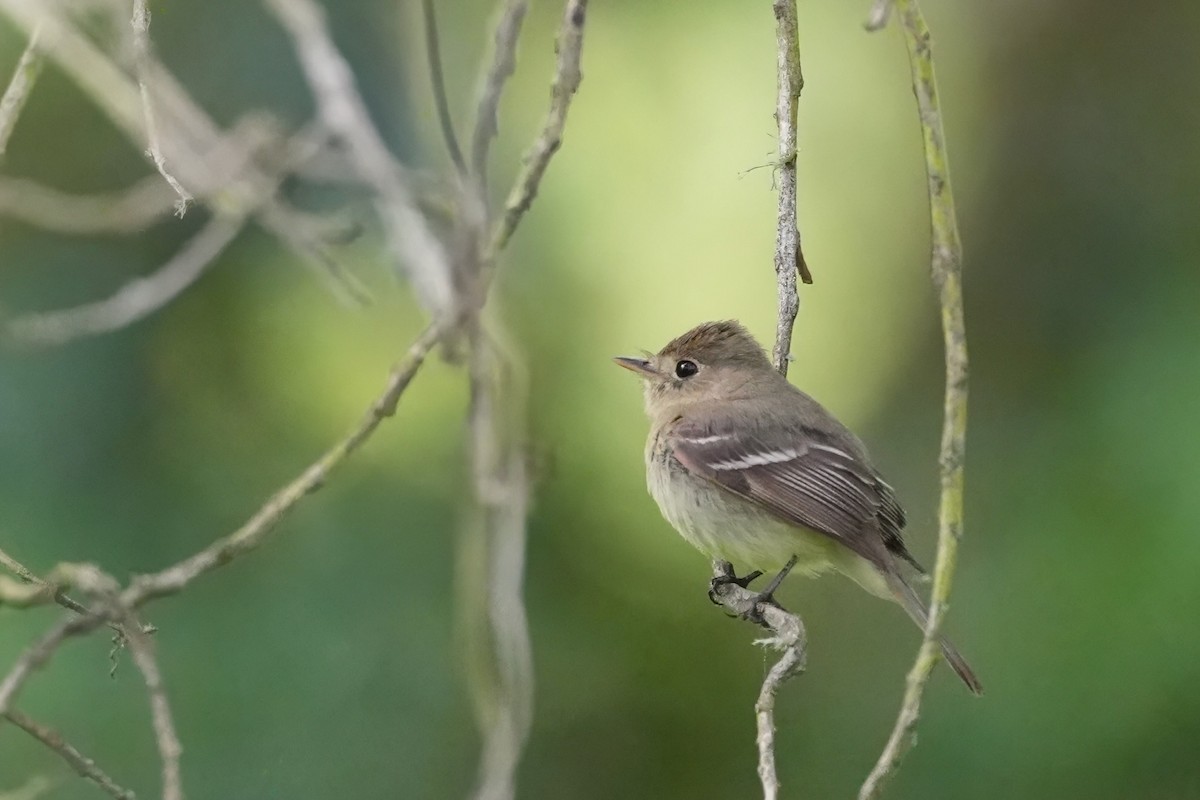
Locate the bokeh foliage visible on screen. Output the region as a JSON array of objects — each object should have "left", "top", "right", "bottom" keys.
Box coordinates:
[{"left": 2, "top": 0, "right": 1198, "bottom": 797}]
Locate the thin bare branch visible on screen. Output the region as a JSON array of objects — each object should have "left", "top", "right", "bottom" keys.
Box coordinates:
[
  {"left": 130, "top": 0, "right": 191, "bottom": 215},
  {"left": 3, "top": 213, "right": 246, "bottom": 348},
  {"left": 488, "top": 0, "right": 587, "bottom": 254},
  {"left": 859, "top": 1, "right": 969, "bottom": 796},
  {"left": 708, "top": 561, "right": 807, "bottom": 800},
  {"left": 0, "top": 613, "right": 106, "bottom": 716},
  {"left": 123, "top": 615, "right": 183, "bottom": 800},
  {"left": 0, "top": 24, "right": 42, "bottom": 158},
  {"left": 4, "top": 710, "right": 137, "bottom": 800},
  {"left": 117, "top": 322, "right": 442, "bottom": 609},
  {"left": 470, "top": 0, "right": 528, "bottom": 187},
  {"left": 421, "top": 0, "right": 466, "bottom": 176},
  {"left": 769, "top": 0, "right": 809, "bottom": 376},
  {"left": 263, "top": 0, "right": 455, "bottom": 318}
]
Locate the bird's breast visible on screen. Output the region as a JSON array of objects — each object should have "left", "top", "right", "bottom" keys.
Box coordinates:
[{"left": 645, "top": 430, "right": 837, "bottom": 574}]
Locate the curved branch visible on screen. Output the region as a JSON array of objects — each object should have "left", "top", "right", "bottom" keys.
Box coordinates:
[{"left": 859, "top": 1, "right": 969, "bottom": 797}]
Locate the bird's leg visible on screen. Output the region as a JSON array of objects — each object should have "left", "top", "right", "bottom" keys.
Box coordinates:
[
  {"left": 741, "top": 554, "right": 799, "bottom": 627},
  {"left": 708, "top": 560, "right": 764, "bottom": 605}
]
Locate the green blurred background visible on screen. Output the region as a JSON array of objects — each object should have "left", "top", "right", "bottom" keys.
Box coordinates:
[{"left": 2, "top": 0, "right": 1199, "bottom": 797}]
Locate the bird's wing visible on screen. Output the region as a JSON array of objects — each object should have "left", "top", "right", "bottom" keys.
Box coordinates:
[{"left": 668, "top": 416, "right": 919, "bottom": 571}]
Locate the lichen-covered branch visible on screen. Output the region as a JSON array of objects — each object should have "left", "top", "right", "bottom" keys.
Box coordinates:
[
  {"left": 859, "top": 2, "right": 968, "bottom": 797},
  {"left": 769, "top": 0, "right": 810, "bottom": 376},
  {"left": 708, "top": 561, "right": 807, "bottom": 800},
  {"left": 710, "top": 4, "right": 811, "bottom": 797}
]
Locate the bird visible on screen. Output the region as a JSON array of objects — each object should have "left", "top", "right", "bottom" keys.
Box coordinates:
[{"left": 614, "top": 319, "right": 981, "bottom": 694}]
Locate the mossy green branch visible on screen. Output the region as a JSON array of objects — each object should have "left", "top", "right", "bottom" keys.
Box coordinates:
[{"left": 859, "top": 1, "right": 968, "bottom": 797}]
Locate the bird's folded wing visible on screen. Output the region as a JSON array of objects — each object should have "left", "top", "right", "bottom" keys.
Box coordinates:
[{"left": 668, "top": 417, "right": 911, "bottom": 569}]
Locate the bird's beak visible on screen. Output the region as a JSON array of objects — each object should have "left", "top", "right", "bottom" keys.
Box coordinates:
[{"left": 613, "top": 356, "right": 658, "bottom": 377}]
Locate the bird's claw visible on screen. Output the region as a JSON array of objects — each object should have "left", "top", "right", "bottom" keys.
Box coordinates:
[{"left": 707, "top": 567, "right": 764, "bottom": 605}]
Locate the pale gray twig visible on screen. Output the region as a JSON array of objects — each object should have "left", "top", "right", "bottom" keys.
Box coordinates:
[
  {"left": 489, "top": 0, "right": 587, "bottom": 253},
  {"left": 769, "top": 0, "right": 808, "bottom": 376},
  {"left": 470, "top": 0, "right": 529, "bottom": 190},
  {"left": 4, "top": 710, "right": 137, "bottom": 800},
  {"left": 130, "top": 0, "right": 191, "bottom": 215},
  {"left": 264, "top": 0, "right": 456, "bottom": 319},
  {"left": 708, "top": 560, "right": 807, "bottom": 800},
  {"left": 3, "top": 214, "right": 245, "bottom": 348},
  {"left": 0, "top": 24, "right": 42, "bottom": 158},
  {"left": 859, "top": 1, "right": 970, "bottom": 797}
]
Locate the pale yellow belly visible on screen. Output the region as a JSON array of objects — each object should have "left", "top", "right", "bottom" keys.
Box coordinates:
[{"left": 646, "top": 451, "right": 840, "bottom": 575}]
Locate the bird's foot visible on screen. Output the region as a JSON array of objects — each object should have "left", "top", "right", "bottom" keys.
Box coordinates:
[{"left": 708, "top": 562, "right": 764, "bottom": 605}]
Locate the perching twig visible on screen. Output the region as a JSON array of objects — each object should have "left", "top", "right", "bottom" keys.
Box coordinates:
[
  {"left": 131, "top": 0, "right": 192, "bottom": 215},
  {"left": 489, "top": 0, "right": 587, "bottom": 254},
  {"left": 0, "top": 24, "right": 42, "bottom": 158},
  {"left": 859, "top": 2, "right": 968, "bottom": 797},
  {"left": 712, "top": 4, "right": 812, "bottom": 797},
  {"left": 769, "top": 0, "right": 809, "bottom": 376},
  {"left": 708, "top": 561, "right": 807, "bottom": 800},
  {"left": 470, "top": 0, "right": 529, "bottom": 189},
  {"left": 4, "top": 710, "right": 137, "bottom": 800}
]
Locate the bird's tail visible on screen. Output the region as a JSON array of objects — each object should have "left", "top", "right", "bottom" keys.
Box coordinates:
[{"left": 885, "top": 570, "right": 983, "bottom": 696}]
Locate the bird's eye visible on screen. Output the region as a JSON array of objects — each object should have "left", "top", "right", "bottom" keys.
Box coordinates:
[{"left": 674, "top": 359, "right": 699, "bottom": 379}]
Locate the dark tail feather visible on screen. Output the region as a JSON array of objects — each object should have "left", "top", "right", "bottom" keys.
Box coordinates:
[{"left": 885, "top": 570, "right": 983, "bottom": 696}]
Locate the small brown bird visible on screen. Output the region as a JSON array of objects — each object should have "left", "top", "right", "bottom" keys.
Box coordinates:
[{"left": 615, "top": 320, "right": 981, "bottom": 694}]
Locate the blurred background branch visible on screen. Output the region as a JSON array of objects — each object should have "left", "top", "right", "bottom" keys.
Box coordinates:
[{"left": 0, "top": 0, "right": 588, "bottom": 796}]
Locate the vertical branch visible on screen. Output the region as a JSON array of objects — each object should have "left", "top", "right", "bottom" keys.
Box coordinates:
[
  {"left": 131, "top": 0, "right": 192, "bottom": 215},
  {"left": 859, "top": 1, "right": 967, "bottom": 797},
  {"left": 769, "top": 0, "right": 810, "bottom": 376},
  {"left": 0, "top": 25, "right": 42, "bottom": 158},
  {"left": 123, "top": 617, "right": 183, "bottom": 800},
  {"left": 464, "top": 327, "right": 534, "bottom": 800}
]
